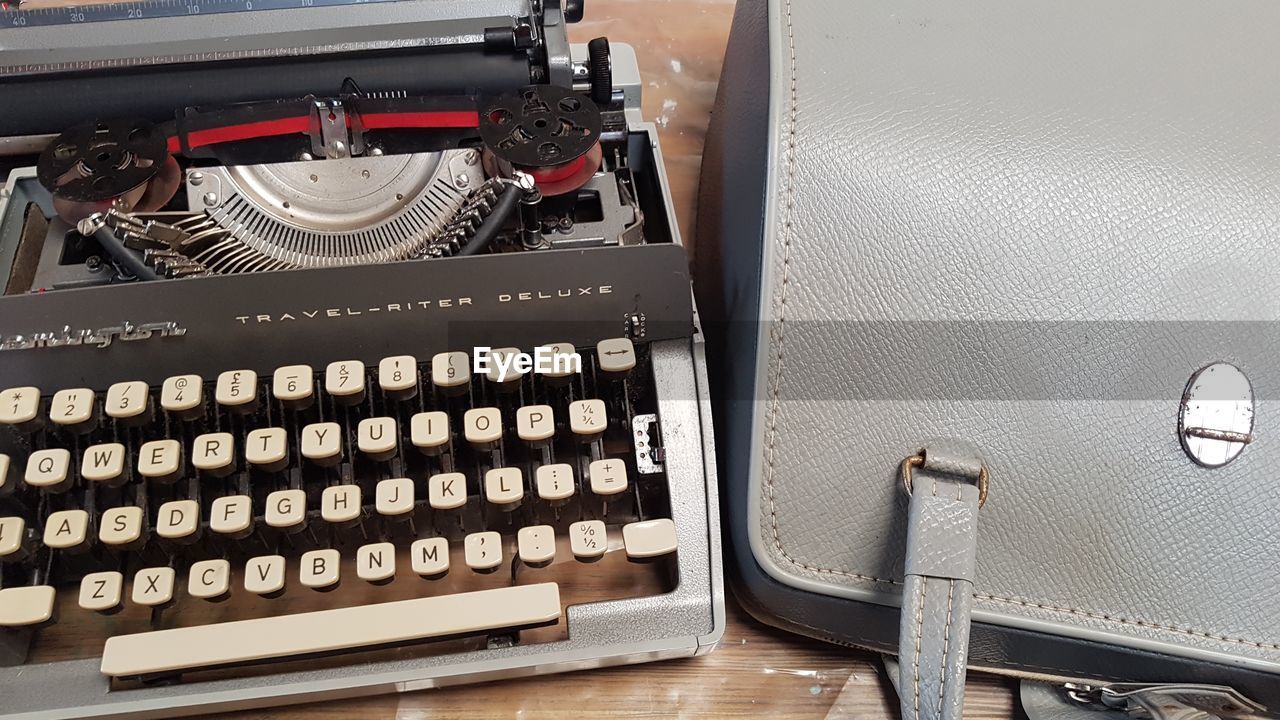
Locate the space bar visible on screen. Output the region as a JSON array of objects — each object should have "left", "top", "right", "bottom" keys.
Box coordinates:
[{"left": 100, "top": 583, "right": 562, "bottom": 677}]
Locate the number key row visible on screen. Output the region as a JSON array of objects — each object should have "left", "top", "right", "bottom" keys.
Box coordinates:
[{"left": 0, "top": 340, "right": 637, "bottom": 434}]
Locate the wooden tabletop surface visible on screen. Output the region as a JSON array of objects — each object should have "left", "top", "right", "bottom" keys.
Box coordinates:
[{"left": 207, "top": 600, "right": 1024, "bottom": 720}]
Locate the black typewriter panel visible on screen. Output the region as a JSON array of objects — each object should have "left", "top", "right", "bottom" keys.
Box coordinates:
[{"left": 0, "top": 244, "right": 694, "bottom": 390}]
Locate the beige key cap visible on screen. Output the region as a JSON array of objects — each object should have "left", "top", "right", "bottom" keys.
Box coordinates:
[
  {"left": 79, "top": 572, "right": 124, "bottom": 612},
  {"left": 410, "top": 537, "right": 450, "bottom": 577},
  {"left": 272, "top": 365, "right": 314, "bottom": 408},
  {"left": 484, "top": 468, "right": 523, "bottom": 509},
  {"left": 132, "top": 567, "right": 176, "bottom": 608},
  {"left": 0, "top": 386, "right": 41, "bottom": 431},
  {"left": 210, "top": 495, "right": 253, "bottom": 537},
  {"left": 50, "top": 388, "right": 96, "bottom": 431},
  {"left": 324, "top": 360, "right": 365, "bottom": 403},
  {"left": 589, "top": 458, "right": 629, "bottom": 497},
  {"left": 0, "top": 586, "right": 55, "bottom": 626},
  {"left": 160, "top": 374, "right": 203, "bottom": 419},
  {"left": 322, "top": 485, "right": 362, "bottom": 525},
  {"left": 596, "top": 338, "right": 637, "bottom": 375},
  {"left": 483, "top": 347, "right": 526, "bottom": 385},
  {"left": 535, "top": 464, "right": 576, "bottom": 503},
  {"left": 375, "top": 478, "right": 415, "bottom": 517},
  {"left": 245, "top": 427, "right": 288, "bottom": 471},
  {"left": 265, "top": 489, "right": 306, "bottom": 531},
  {"left": 622, "top": 519, "right": 678, "bottom": 559},
  {"left": 0, "top": 517, "right": 25, "bottom": 559},
  {"left": 99, "top": 507, "right": 144, "bottom": 548},
  {"left": 300, "top": 549, "right": 341, "bottom": 590},
  {"left": 137, "top": 439, "right": 182, "bottom": 482},
  {"left": 569, "top": 520, "right": 607, "bottom": 560},
  {"left": 410, "top": 411, "right": 450, "bottom": 454},
  {"left": 516, "top": 405, "right": 555, "bottom": 443},
  {"left": 301, "top": 422, "right": 342, "bottom": 465},
  {"left": 0, "top": 453, "right": 11, "bottom": 496},
  {"left": 356, "top": 542, "right": 396, "bottom": 583},
  {"left": 464, "top": 531, "right": 502, "bottom": 572},
  {"left": 357, "top": 417, "right": 397, "bottom": 460},
  {"left": 156, "top": 500, "right": 200, "bottom": 543},
  {"left": 25, "top": 448, "right": 71, "bottom": 490},
  {"left": 428, "top": 472, "right": 466, "bottom": 510},
  {"left": 244, "top": 555, "right": 286, "bottom": 595},
  {"left": 517, "top": 525, "right": 556, "bottom": 566},
  {"left": 569, "top": 399, "right": 607, "bottom": 439},
  {"left": 82, "top": 443, "right": 126, "bottom": 485},
  {"left": 188, "top": 559, "right": 231, "bottom": 600},
  {"left": 105, "top": 381, "right": 150, "bottom": 422},
  {"left": 430, "top": 351, "right": 470, "bottom": 390},
  {"left": 378, "top": 355, "right": 418, "bottom": 399},
  {"left": 536, "top": 342, "right": 579, "bottom": 378},
  {"left": 464, "top": 407, "right": 502, "bottom": 447},
  {"left": 192, "top": 432, "right": 235, "bottom": 476},
  {"left": 215, "top": 370, "right": 257, "bottom": 411},
  {"left": 43, "top": 509, "right": 90, "bottom": 550},
  {"left": 100, "top": 583, "right": 561, "bottom": 677}
]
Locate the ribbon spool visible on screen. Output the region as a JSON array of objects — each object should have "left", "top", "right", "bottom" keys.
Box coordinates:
[
  {"left": 37, "top": 118, "right": 180, "bottom": 224},
  {"left": 478, "top": 84, "right": 603, "bottom": 196}
]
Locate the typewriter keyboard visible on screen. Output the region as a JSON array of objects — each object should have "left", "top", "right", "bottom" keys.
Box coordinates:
[{"left": 0, "top": 339, "right": 679, "bottom": 680}]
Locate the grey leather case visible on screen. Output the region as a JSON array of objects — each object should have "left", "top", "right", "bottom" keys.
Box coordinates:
[{"left": 696, "top": 0, "right": 1280, "bottom": 707}]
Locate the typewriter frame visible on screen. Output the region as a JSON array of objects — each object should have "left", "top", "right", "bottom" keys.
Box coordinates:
[{"left": 0, "top": 35, "right": 725, "bottom": 720}]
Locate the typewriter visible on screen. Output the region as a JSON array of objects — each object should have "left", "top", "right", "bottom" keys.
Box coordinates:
[{"left": 0, "top": 1, "right": 723, "bottom": 716}]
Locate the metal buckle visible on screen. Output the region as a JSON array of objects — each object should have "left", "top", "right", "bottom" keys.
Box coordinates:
[
  {"left": 1060, "top": 681, "right": 1267, "bottom": 720},
  {"left": 900, "top": 450, "right": 989, "bottom": 508}
]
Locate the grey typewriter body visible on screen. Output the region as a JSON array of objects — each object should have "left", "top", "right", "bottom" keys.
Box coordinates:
[{"left": 0, "top": 2, "right": 724, "bottom": 717}]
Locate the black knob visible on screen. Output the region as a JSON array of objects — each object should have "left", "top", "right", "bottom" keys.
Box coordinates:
[
  {"left": 587, "top": 37, "right": 613, "bottom": 107},
  {"left": 563, "top": 0, "right": 584, "bottom": 22}
]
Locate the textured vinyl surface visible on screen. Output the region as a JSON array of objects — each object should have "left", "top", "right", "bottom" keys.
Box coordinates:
[{"left": 745, "top": 0, "right": 1280, "bottom": 669}]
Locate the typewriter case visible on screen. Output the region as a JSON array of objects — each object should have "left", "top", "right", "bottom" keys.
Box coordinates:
[{"left": 697, "top": 0, "right": 1280, "bottom": 713}]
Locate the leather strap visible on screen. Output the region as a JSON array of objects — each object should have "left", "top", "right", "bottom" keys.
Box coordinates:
[{"left": 898, "top": 463, "right": 982, "bottom": 720}]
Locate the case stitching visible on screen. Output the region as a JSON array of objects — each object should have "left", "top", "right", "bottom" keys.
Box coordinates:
[
  {"left": 759, "top": 0, "right": 1280, "bottom": 654},
  {"left": 972, "top": 593, "right": 1280, "bottom": 650},
  {"left": 761, "top": 0, "right": 898, "bottom": 590},
  {"left": 938, "top": 580, "right": 955, "bottom": 717},
  {"left": 911, "top": 577, "right": 925, "bottom": 718}
]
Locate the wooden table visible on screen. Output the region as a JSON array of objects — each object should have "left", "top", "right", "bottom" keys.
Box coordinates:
[
  {"left": 208, "top": 600, "right": 1023, "bottom": 720},
  {"left": 212, "top": 2, "right": 1026, "bottom": 717}
]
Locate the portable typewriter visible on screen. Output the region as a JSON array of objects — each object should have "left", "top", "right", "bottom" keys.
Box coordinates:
[{"left": 0, "top": 1, "right": 723, "bottom": 716}]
